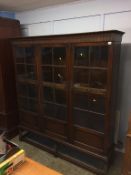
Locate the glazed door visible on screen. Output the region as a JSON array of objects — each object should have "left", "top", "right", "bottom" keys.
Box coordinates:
[
  {"left": 71, "top": 43, "right": 109, "bottom": 153},
  {"left": 39, "top": 45, "right": 68, "bottom": 140},
  {"left": 13, "top": 45, "right": 39, "bottom": 130}
]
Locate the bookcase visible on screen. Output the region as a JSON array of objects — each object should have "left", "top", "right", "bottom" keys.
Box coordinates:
[{"left": 12, "top": 30, "right": 124, "bottom": 174}]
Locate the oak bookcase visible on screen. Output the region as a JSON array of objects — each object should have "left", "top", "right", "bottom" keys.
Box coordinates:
[{"left": 12, "top": 30, "right": 124, "bottom": 174}]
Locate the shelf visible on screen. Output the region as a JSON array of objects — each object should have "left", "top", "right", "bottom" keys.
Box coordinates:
[
  {"left": 41, "top": 64, "right": 66, "bottom": 68},
  {"left": 74, "top": 107, "right": 105, "bottom": 116},
  {"left": 17, "top": 79, "right": 38, "bottom": 84},
  {"left": 73, "top": 85, "right": 106, "bottom": 96},
  {"left": 74, "top": 125, "right": 104, "bottom": 136},
  {"left": 43, "top": 103, "right": 67, "bottom": 121},
  {"left": 74, "top": 110, "right": 105, "bottom": 133},
  {"left": 19, "top": 109, "right": 38, "bottom": 115},
  {"left": 18, "top": 95, "right": 37, "bottom": 101},
  {"left": 74, "top": 66, "right": 107, "bottom": 70},
  {"left": 16, "top": 63, "right": 35, "bottom": 66},
  {"left": 42, "top": 116, "right": 67, "bottom": 125},
  {"left": 42, "top": 82, "right": 66, "bottom": 89},
  {"left": 43, "top": 100, "right": 66, "bottom": 108}
]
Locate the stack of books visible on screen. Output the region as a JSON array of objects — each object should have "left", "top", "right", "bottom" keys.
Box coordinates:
[{"left": 0, "top": 139, "right": 25, "bottom": 175}]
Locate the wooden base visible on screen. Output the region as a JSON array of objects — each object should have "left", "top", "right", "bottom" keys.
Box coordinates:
[{"left": 19, "top": 126, "right": 111, "bottom": 175}]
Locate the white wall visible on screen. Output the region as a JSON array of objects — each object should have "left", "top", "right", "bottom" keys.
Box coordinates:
[{"left": 16, "top": 0, "right": 131, "bottom": 144}]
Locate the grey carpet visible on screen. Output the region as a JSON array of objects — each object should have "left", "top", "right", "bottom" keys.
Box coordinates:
[{"left": 12, "top": 136, "right": 123, "bottom": 175}]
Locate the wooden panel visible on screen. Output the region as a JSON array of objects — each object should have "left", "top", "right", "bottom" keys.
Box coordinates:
[
  {"left": 74, "top": 126, "right": 104, "bottom": 149},
  {"left": 45, "top": 118, "right": 66, "bottom": 136},
  {"left": 73, "top": 109, "right": 105, "bottom": 133},
  {"left": 19, "top": 111, "right": 39, "bottom": 130}
]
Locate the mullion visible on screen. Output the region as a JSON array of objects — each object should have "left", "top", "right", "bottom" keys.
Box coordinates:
[{"left": 52, "top": 48, "right": 56, "bottom": 104}]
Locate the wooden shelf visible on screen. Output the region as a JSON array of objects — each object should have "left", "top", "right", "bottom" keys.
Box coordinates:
[
  {"left": 73, "top": 85, "right": 107, "bottom": 96},
  {"left": 43, "top": 100, "right": 66, "bottom": 108},
  {"left": 41, "top": 64, "right": 66, "bottom": 68},
  {"left": 42, "top": 116, "right": 67, "bottom": 124},
  {"left": 74, "top": 125, "right": 104, "bottom": 136},
  {"left": 42, "top": 82, "right": 65, "bottom": 89},
  {"left": 17, "top": 79, "right": 38, "bottom": 84},
  {"left": 74, "top": 106, "right": 105, "bottom": 116},
  {"left": 18, "top": 95, "right": 38, "bottom": 101},
  {"left": 16, "top": 63, "right": 35, "bottom": 65},
  {"left": 74, "top": 66, "right": 108, "bottom": 70}
]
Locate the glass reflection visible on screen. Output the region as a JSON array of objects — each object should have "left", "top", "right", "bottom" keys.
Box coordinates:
[
  {"left": 74, "top": 109, "right": 104, "bottom": 132},
  {"left": 54, "top": 47, "right": 66, "bottom": 65},
  {"left": 90, "top": 46, "right": 108, "bottom": 67},
  {"left": 90, "top": 70, "right": 107, "bottom": 89},
  {"left": 74, "top": 47, "right": 89, "bottom": 66}
]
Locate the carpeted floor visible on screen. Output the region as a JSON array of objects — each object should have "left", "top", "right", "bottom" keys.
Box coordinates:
[{"left": 12, "top": 136, "right": 123, "bottom": 175}]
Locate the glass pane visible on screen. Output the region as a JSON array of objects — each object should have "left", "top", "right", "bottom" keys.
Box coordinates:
[
  {"left": 42, "top": 67, "right": 53, "bottom": 82},
  {"left": 43, "top": 87, "right": 66, "bottom": 105},
  {"left": 88, "top": 95, "right": 105, "bottom": 114},
  {"left": 74, "top": 109, "right": 104, "bottom": 132},
  {"left": 90, "top": 70, "right": 107, "bottom": 89},
  {"left": 18, "top": 97, "right": 38, "bottom": 112},
  {"left": 41, "top": 48, "right": 52, "bottom": 65},
  {"left": 74, "top": 68, "right": 89, "bottom": 87},
  {"left": 17, "top": 83, "right": 27, "bottom": 96},
  {"left": 26, "top": 65, "right": 36, "bottom": 80},
  {"left": 17, "top": 83, "right": 37, "bottom": 99},
  {"left": 25, "top": 47, "right": 34, "bottom": 64},
  {"left": 28, "top": 99, "right": 38, "bottom": 112},
  {"left": 74, "top": 47, "right": 89, "bottom": 66},
  {"left": 44, "top": 103, "right": 66, "bottom": 121},
  {"left": 74, "top": 92, "right": 89, "bottom": 109},
  {"left": 27, "top": 84, "right": 37, "bottom": 98},
  {"left": 55, "top": 89, "right": 66, "bottom": 105},
  {"left": 53, "top": 47, "right": 66, "bottom": 65},
  {"left": 18, "top": 97, "right": 28, "bottom": 110},
  {"left": 43, "top": 87, "right": 54, "bottom": 102},
  {"left": 73, "top": 92, "right": 105, "bottom": 114},
  {"left": 16, "top": 64, "right": 25, "bottom": 79},
  {"left": 15, "top": 47, "right": 25, "bottom": 63},
  {"left": 90, "top": 46, "right": 108, "bottom": 67},
  {"left": 54, "top": 68, "right": 66, "bottom": 83}
]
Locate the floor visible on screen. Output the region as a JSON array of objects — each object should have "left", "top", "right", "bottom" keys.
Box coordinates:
[{"left": 12, "top": 136, "right": 123, "bottom": 175}]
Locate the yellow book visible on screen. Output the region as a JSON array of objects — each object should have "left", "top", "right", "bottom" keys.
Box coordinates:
[{"left": 0, "top": 149, "right": 25, "bottom": 175}]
